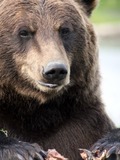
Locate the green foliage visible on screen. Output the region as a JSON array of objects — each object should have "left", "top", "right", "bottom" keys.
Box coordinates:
[{"left": 91, "top": 0, "right": 120, "bottom": 24}]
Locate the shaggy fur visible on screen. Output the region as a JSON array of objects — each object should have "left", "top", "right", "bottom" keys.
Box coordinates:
[{"left": 0, "top": 0, "right": 115, "bottom": 160}]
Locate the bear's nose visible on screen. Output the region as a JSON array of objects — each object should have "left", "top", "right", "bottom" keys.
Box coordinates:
[{"left": 43, "top": 62, "right": 68, "bottom": 82}]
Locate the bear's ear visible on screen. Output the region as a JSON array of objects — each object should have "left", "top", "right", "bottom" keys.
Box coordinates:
[{"left": 75, "top": 0, "right": 98, "bottom": 15}]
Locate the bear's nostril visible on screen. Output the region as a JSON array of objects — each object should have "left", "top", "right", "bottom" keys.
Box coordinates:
[
  {"left": 43, "top": 62, "right": 68, "bottom": 82},
  {"left": 46, "top": 69, "right": 56, "bottom": 76},
  {"left": 60, "top": 69, "right": 67, "bottom": 75}
]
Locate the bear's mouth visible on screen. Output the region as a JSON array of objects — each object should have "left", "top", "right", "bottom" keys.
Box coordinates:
[{"left": 38, "top": 81, "right": 59, "bottom": 88}]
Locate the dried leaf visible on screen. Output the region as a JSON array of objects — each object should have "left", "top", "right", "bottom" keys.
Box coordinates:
[
  {"left": 46, "top": 149, "right": 67, "bottom": 160},
  {"left": 80, "top": 149, "right": 107, "bottom": 160}
]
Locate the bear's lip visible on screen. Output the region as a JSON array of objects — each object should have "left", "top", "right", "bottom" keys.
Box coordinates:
[{"left": 38, "top": 81, "right": 58, "bottom": 88}]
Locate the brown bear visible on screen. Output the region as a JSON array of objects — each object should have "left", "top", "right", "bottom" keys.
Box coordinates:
[{"left": 0, "top": 0, "right": 119, "bottom": 160}]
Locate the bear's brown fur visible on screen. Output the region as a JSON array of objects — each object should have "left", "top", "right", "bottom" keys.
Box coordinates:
[{"left": 0, "top": 0, "right": 115, "bottom": 160}]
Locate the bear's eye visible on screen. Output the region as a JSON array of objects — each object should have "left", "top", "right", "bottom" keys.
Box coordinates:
[
  {"left": 59, "top": 27, "right": 71, "bottom": 37},
  {"left": 19, "top": 28, "right": 33, "bottom": 39}
]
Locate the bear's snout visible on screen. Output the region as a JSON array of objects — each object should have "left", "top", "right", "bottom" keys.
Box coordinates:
[{"left": 42, "top": 62, "right": 68, "bottom": 83}]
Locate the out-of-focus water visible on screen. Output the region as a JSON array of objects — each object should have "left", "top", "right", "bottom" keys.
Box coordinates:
[{"left": 99, "top": 37, "right": 120, "bottom": 127}]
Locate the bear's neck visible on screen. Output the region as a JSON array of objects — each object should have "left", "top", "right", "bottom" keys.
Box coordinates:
[{"left": 0, "top": 84, "right": 102, "bottom": 139}]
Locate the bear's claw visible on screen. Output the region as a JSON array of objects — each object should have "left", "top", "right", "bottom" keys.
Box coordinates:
[
  {"left": 80, "top": 143, "right": 120, "bottom": 160},
  {"left": 0, "top": 142, "right": 45, "bottom": 160}
]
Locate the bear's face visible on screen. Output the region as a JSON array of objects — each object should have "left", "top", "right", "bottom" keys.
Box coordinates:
[{"left": 0, "top": 0, "right": 98, "bottom": 103}]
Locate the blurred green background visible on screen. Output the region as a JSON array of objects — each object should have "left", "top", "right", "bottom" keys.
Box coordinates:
[
  {"left": 91, "top": 0, "right": 120, "bottom": 24},
  {"left": 91, "top": 0, "right": 120, "bottom": 127}
]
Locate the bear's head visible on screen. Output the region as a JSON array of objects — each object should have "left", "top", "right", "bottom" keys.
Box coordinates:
[{"left": 0, "top": 0, "right": 99, "bottom": 103}]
